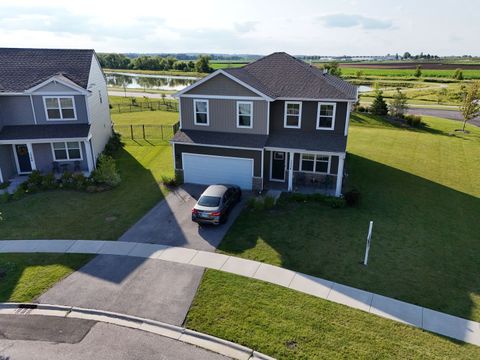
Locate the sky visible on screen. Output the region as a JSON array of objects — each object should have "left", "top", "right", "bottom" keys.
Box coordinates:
[{"left": 0, "top": 0, "right": 479, "bottom": 56}]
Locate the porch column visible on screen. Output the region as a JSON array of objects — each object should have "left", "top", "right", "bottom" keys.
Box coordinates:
[
  {"left": 84, "top": 140, "right": 94, "bottom": 173},
  {"left": 335, "top": 154, "right": 345, "bottom": 197},
  {"left": 288, "top": 151, "right": 294, "bottom": 192},
  {"left": 26, "top": 143, "right": 37, "bottom": 171}
]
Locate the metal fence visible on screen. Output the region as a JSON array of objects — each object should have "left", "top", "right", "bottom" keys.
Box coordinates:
[
  {"left": 110, "top": 100, "right": 178, "bottom": 114},
  {"left": 114, "top": 122, "right": 180, "bottom": 141}
]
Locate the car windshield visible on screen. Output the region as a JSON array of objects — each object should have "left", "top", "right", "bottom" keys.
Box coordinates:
[{"left": 197, "top": 195, "right": 221, "bottom": 207}]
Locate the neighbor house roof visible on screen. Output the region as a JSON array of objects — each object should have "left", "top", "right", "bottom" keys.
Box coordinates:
[
  {"left": 0, "top": 124, "right": 91, "bottom": 141},
  {"left": 223, "top": 52, "right": 357, "bottom": 100},
  {"left": 171, "top": 129, "right": 268, "bottom": 149},
  {"left": 0, "top": 48, "right": 95, "bottom": 92}
]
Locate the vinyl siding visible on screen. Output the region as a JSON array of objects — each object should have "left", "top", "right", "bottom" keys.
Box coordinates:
[
  {"left": 0, "top": 96, "right": 36, "bottom": 125},
  {"left": 0, "top": 145, "right": 16, "bottom": 180},
  {"left": 185, "top": 73, "right": 259, "bottom": 97},
  {"left": 32, "top": 95, "right": 88, "bottom": 125},
  {"left": 174, "top": 144, "right": 262, "bottom": 177},
  {"left": 180, "top": 97, "right": 268, "bottom": 135},
  {"left": 32, "top": 142, "right": 88, "bottom": 173},
  {"left": 86, "top": 54, "right": 113, "bottom": 159},
  {"left": 269, "top": 100, "right": 347, "bottom": 135}
]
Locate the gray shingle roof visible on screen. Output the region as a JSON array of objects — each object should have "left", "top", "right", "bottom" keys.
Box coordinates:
[
  {"left": 224, "top": 52, "right": 357, "bottom": 100},
  {"left": 172, "top": 129, "right": 268, "bottom": 149},
  {"left": 266, "top": 131, "right": 347, "bottom": 153},
  {"left": 0, "top": 48, "right": 94, "bottom": 92},
  {"left": 0, "top": 124, "right": 91, "bottom": 140}
]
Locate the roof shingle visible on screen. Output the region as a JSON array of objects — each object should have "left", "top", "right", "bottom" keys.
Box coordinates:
[
  {"left": 0, "top": 124, "right": 91, "bottom": 141},
  {"left": 0, "top": 48, "right": 94, "bottom": 92},
  {"left": 224, "top": 52, "right": 357, "bottom": 100}
]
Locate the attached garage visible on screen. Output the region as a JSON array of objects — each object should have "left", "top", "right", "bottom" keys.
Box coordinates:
[{"left": 182, "top": 153, "right": 254, "bottom": 189}]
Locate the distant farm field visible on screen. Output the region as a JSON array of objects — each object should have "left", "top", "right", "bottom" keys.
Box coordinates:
[
  {"left": 210, "top": 62, "right": 248, "bottom": 70},
  {"left": 339, "top": 67, "right": 480, "bottom": 79}
]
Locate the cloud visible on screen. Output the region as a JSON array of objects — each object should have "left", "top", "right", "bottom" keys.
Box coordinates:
[
  {"left": 317, "top": 13, "right": 392, "bottom": 30},
  {"left": 234, "top": 21, "right": 257, "bottom": 33}
]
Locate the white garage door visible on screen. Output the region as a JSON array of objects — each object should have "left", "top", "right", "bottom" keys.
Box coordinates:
[{"left": 182, "top": 153, "right": 253, "bottom": 190}]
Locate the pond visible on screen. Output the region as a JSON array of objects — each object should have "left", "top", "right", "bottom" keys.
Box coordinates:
[
  {"left": 357, "top": 85, "right": 373, "bottom": 93},
  {"left": 105, "top": 72, "right": 199, "bottom": 91}
]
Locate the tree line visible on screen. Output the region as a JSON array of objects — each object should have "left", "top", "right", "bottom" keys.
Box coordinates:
[{"left": 97, "top": 53, "right": 213, "bottom": 73}]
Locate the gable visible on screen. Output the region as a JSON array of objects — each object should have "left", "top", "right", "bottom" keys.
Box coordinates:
[
  {"left": 184, "top": 73, "right": 259, "bottom": 97},
  {"left": 31, "top": 80, "right": 85, "bottom": 94}
]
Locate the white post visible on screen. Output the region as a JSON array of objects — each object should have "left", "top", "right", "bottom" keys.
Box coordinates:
[
  {"left": 288, "top": 152, "right": 294, "bottom": 191},
  {"left": 363, "top": 221, "right": 374, "bottom": 266},
  {"left": 26, "top": 143, "right": 37, "bottom": 171},
  {"left": 0, "top": 167, "right": 3, "bottom": 183},
  {"left": 84, "top": 140, "right": 94, "bottom": 173},
  {"left": 335, "top": 154, "right": 345, "bottom": 197}
]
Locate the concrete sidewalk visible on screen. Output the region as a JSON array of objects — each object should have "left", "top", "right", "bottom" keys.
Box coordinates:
[{"left": 1, "top": 239, "right": 479, "bottom": 347}]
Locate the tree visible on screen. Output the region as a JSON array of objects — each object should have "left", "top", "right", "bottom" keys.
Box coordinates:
[
  {"left": 454, "top": 68, "right": 464, "bottom": 80},
  {"left": 389, "top": 89, "right": 408, "bottom": 118},
  {"left": 459, "top": 81, "right": 480, "bottom": 132},
  {"left": 370, "top": 90, "right": 389, "bottom": 116},
  {"left": 195, "top": 55, "right": 213, "bottom": 73},
  {"left": 355, "top": 70, "right": 364, "bottom": 78},
  {"left": 437, "top": 87, "right": 448, "bottom": 104},
  {"left": 414, "top": 65, "right": 422, "bottom": 78},
  {"left": 403, "top": 52, "right": 411, "bottom": 59},
  {"left": 322, "top": 61, "right": 342, "bottom": 76}
]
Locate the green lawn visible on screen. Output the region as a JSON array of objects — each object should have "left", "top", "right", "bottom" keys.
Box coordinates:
[
  {"left": 0, "top": 144, "right": 173, "bottom": 240},
  {"left": 0, "top": 253, "right": 92, "bottom": 302},
  {"left": 187, "top": 113, "right": 480, "bottom": 357},
  {"left": 111, "top": 110, "right": 179, "bottom": 126},
  {"left": 187, "top": 271, "right": 480, "bottom": 359}
]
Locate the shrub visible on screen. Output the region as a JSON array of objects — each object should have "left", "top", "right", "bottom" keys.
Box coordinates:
[
  {"left": 454, "top": 68, "right": 464, "bottom": 80},
  {"left": 0, "top": 181, "right": 10, "bottom": 190},
  {"left": 73, "top": 173, "right": 88, "bottom": 190},
  {"left": 404, "top": 114, "right": 423, "bottom": 127},
  {"left": 58, "top": 171, "right": 75, "bottom": 189},
  {"left": 91, "top": 154, "right": 121, "bottom": 187},
  {"left": 103, "top": 132, "right": 124, "bottom": 156},
  {"left": 41, "top": 173, "right": 56, "bottom": 190},
  {"left": 344, "top": 188, "right": 361, "bottom": 207},
  {"left": 357, "top": 105, "right": 366, "bottom": 112},
  {"left": 288, "top": 192, "right": 345, "bottom": 208},
  {"left": 370, "top": 90, "right": 388, "bottom": 116},
  {"left": 11, "top": 187, "right": 25, "bottom": 201},
  {"left": 161, "top": 175, "right": 177, "bottom": 187},
  {"left": 324, "top": 197, "right": 346, "bottom": 208},
  {"left": 263, "top": 196, "right": 276, "bottom": 210}
]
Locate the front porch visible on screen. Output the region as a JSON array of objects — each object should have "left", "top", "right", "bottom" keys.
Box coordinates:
[{"left": 264, "top": 149, "right": 345, "bottom": 197}]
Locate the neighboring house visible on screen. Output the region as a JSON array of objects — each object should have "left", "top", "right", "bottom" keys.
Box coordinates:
[
  {"left": 172, "top": 52, "right": 357, "bottom": 196},
  {"left": 0, "top": 48, "right": 112, "bottom": 183}
]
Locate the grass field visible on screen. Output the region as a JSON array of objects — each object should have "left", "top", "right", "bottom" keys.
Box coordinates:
[
  {"left": 210, "top": 62, "right": 248, "bottom": 70},
  {"left": 340, "top": 67, "right": 480, "bottom": 79},
  {"left": 111, "top": 109, "right": 179, "bottom": 126},
  {"left": 187, "top": 113, "right": 480, "bottom": 358},
  {"left": 187, "top": 270, "right": 480, "bottom": 359}
]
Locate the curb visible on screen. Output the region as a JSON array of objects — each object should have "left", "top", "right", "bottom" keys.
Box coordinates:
[{"left": 0, "top": 302, "right": 275, "bottom": 360}]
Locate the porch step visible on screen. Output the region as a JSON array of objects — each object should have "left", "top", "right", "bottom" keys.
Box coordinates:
[{"left": 265, "top": 189, "right": 282, "bottom": 203}]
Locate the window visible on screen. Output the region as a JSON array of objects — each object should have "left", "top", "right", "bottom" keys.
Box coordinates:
[
  {"left": 284, "top": 102, "right": 302, "bottom": 128},
  {"left": 316, "top": 102, "right": 336, "bottom": 130},
  {"left": 194, "top": 99, "right": 209, "bottom": 125},
  {"left": 52, "top": 142, "right": 82, "bottom": 161},
  {"left": 44, "top": 97, "right": 76, "bottom": 120},
  {"left": 300, "top": 154, "right": 330, "bottom": 173},
  {"left": 237, "top": 101, "right": 253, "bottom": 128}
]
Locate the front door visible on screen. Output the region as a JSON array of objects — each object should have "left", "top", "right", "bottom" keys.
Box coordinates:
[
  {"left": 15, "top": 144, "right": 32, "bottom": 173},
  {"left": 271, "top": 151, "right": 286, "bottom": 181}
]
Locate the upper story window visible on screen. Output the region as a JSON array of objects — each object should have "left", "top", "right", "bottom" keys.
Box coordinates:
[
  {"left": 52, "top": 141, "right": 82, "bottom": 161},
  {"left": 194, "top": 99, "right": 209, "bottom": 126},
  {"left": 284, "top": 101, "right": 302, "bottom": 128},
  {"left": 44, "top": 96, "right": 76, "bottom": 121},
  {"left": 316, "top": 102, "right": 336, "bottom": 130},
  {"left": 237, "top": 101, "right": 253, "bottom": 128},
  {"left": 300, "top": 154, "right": 330, "bottom": 174}
]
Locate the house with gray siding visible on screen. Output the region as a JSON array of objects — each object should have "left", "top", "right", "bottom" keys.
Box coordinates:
[
  {"left": 0, "top": 48, "right": 112, "bottom": 183},
  {"left": 172, "top": 52, "right": 357, "bottom": 196}
]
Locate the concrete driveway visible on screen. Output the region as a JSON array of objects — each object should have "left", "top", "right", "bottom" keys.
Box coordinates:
[
  {"left": 39, "top": 184, "right": 246, "bottom": 326},
  {"left": 0, "top": 316, "right": 229, "bottom": 360},
  {"left": 119, "top": 184, "right": 247, "bottom": 252}
]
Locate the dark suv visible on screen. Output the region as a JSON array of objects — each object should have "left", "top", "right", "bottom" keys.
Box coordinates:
[{"left": 192, "top": 185, "right": 242, "bottom": 225}]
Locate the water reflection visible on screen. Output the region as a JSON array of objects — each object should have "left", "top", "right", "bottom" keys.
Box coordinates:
[{"left": 105, "top": 72, "right": 198, "bottom": 91}]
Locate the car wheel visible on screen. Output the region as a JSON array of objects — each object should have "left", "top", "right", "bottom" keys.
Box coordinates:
[{"left": 220, "top": 214, "right": 228, "bottom": 224}]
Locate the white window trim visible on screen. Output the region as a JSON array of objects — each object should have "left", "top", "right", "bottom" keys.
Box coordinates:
[
  {"left": 284, "top": 101, "right": 302, "bottom": 129},
  {"left": 193, "top": 99, "right": 209, "bottom": 126},
  {"left": 43, "top": 96, "right": 77, "bottom": 121},
  {"left": 51, "top": 141, "right": 83, "bottom": 162},
  {"left": 236, "top": 101, "right": 253, "bottom": 129},
  {"left": 316, "top": 102, "right": 336, "bottom": 131},
  {"left": 300, "top": 153, "right": 331, "bottom": 174}
]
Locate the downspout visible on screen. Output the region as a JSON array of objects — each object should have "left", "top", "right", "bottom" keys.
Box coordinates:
[{"left": 29, "top": 95, "right": 37, "bottom": 124}]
